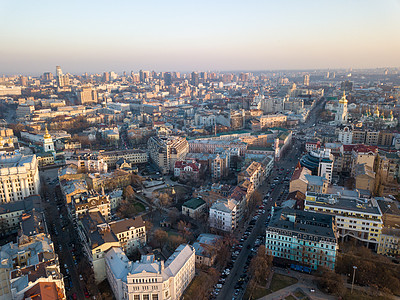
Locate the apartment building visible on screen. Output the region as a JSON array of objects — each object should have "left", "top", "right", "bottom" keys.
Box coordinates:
[
  {"left": 101, "top": 149, "right": 148, "bottom": 169},
  {"left": 237, "top": 161, "right": 266, "bottom": 190},
  {"left": 0, "top": 234, "right": 65, "bottom": 300},
  {"left": 109, "top": 217, "right": 146, "bottom": 255},
  {"left": 72, "top": 194, "right": 111, "bottom": 221},
  {"left": 148, "top": 136, "right": 189, "bottom": 174},
  {"left": 209, "top": 199, "right": 237, "bottom": 232},
  {"left": 0, "top": 195, "right": 42, "bottom": 236},
  {"left": 188, "top": 139, "right": 247, "bottom": 156},
  {"left": 259, "top": 114, "right": 287, "bottom": 129},
  {"left": 305, "top": 192, "right": 383, "bottom": 250},
  {"left": 66, "top": 153, "right": 108, "bottom": 174},
  {"left": 0, "top": 152, "right": 40, "bottom": 203},
  {"left": 266, "top": 208, "right": 338, "bottom": 270},
  {"left": 105, "top": 244, "right": 195, "bottom": 300}
]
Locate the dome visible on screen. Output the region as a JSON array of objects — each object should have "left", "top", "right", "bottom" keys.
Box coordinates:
[{"left": 339, "top": 91, "right": 347, "bottom": 104}]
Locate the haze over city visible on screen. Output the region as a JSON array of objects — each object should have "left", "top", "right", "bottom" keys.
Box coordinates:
[{"left": 1, "top": 0, "right": 400, "bottom": 74}]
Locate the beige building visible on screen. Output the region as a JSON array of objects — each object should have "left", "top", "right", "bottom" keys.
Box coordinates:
[
  {"left": 351, "top": 145, "right": 378, "bottom": 177},
  {"left": 101, "top": 149, "right": 148, "bottom": 168},
  {"left": 305, "top": 192, "right": 383, "bottom": 250},
  {"left": 148, "top": 136, "right": 189, "bottom": 174},
  {"left": 73, "top": 194, "right": 111, "bottom": 221},
  {"left": 109, "top": 217, "right": 146, "bottom": 254},
  {"left": 238, "top": 161, "right": 266, "bottom": 190},
  {"left": 0, "top": 153, "right": 40, "bottom": 203},
  {"left": 353, "top": 163, "right": 375, "bottom": 193},
  {"left": 259, "top": 114, "right": 287, "bottom": 129},
  {"left": 289, "top": 166, "right": 312, "bottom": 194},
  {"left": 77, "top": 86, "right": 98, "bottom": 104},
  {"left": 78, "top": 212, "right": 120, "bottom": 283}
]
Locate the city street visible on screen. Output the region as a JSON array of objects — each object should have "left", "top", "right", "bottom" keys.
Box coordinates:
[
  {"left": 216, "top": 98, "right": 325, "bottom": 300},
  {"left": 41, "top": 168, "right": 93, "bottom": 300}
]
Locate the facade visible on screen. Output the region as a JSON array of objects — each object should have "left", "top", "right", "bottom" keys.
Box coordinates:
[
  {"left": 105, "top": 244, "right": 195, "bottom": 300},
  {"left": 66, "top": 153, "right": 108, "bottom": 174},
  {"left": 209, "top": 199, "right": 237, "bottom": 232},
  {"left": 305, "top": 192, "right": 383, "bottom": 250},
  {"left": 148, "top": 136, "right": 189, "bottom": 174},
  {"left": 101, "top": 149, "right": 148, "bottom": 169},
  {"left": 265, "top": 208, "right": 338, "bottom": 270},
  {"left": 173, "top": 161, "right": 201, "bottom": 181},
  {"left": 72, "top": 194, "right": 111, "bottom": 221},
  {"left": 77, "top": 212, "right": 120, "bottom": 282},
  {"left": 109, "top": 217, "right": 146, "bottom": 254},
  {"left": 259, "top": 114, "right": 287, "bottom": 129},
  {"left": 77, "top": 86, "right": 98, "bottom": 104},
  {"left": 0, "top": 153, "right": 40, "bottom": 203}
]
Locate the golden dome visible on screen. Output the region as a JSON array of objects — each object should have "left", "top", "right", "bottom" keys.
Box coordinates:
[
  {"left": 339, "top": 91, "right": 347, "bottom": 104},
  {"left": 43, "top": 125, "right": 51, "bottom": 139}
]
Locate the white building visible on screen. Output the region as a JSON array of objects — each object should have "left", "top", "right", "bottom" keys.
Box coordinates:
[
  {"left": 209, "top": 199, "right": 237, "bottom": 232},
  {"left": 0, "top": 152, "right": 40, "bottom": 203},
  {"left": 335, "top": 92, "right": 348, "bottom": 125},
  {"left": 105, "top": 244, "right": 195, "bottom": 300},
  {"left": 337, "top": 125, "right": 353, "bottom": 144},
  {"left": 148, "top": 136, "right": 189, "bottom": 174}
]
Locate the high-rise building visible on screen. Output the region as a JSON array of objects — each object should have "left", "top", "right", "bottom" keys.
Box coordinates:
[
  {"left": 191, "top": 72, "right": 199, "bottom": 86},
  {"left": 335, "top": 91, "right": 348, "bottom": 124},
  {"left": 303, "top": 74, "right": 310, "bottom": 86},
  {"left": 56, "top": 66, "right": 63, "bottom": 77},
  {"left": 56, "top": 66, "right": 69, "bottom": 87},
  {"left": 103, "top": 72, "right": 110, "bottom": 82},
  {"left": 164, "top": 72, "right": 172, "bottom": 86},
  {"left": 43, "top": 72, "right": 54, "bottom": 82}
]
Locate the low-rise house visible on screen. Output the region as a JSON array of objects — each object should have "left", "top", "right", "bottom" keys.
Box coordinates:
[
  {"left": 192, "top": 233, "right": 222, "bottom": 266},
  {"left": 181, "top": 198, "right": 207, "bottom": 219}
]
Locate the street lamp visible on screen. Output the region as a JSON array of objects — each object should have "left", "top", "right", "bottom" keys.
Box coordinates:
[{"left": 351, "top": 266, "right": 357, "bottom": 294}]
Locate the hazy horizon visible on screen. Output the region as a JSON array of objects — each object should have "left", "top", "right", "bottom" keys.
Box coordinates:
[{"left": 1, "top": 0, "right": 400, "bottom": 75}]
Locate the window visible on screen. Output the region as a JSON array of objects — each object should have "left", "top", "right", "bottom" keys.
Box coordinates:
[
  {"left": 152, "top": 295, "right": 158, "bottom": 300},
  {"left": 134, "top": 296, "right": 140, "bottom": 300}
]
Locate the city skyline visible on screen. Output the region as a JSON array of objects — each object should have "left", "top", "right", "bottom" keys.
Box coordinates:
[{"left": 1, "top": 0, "right": 400, "bottom": 74}]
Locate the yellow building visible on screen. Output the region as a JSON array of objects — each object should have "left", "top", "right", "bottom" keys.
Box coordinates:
[{"left": 305, "top": 192, "right": 383, "bottom": 250}]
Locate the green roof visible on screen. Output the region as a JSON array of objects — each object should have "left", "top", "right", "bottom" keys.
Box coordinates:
[
  {"left": 247, "top": 146, "right": 274, "bottom": 151},
  {"left": 182, "top": 198, "right": 206, "bottom": 210}
]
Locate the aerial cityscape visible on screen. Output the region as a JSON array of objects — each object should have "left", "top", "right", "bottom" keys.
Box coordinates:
[{"left": 1, "top": 1, "right": 400, "bottom": 300}]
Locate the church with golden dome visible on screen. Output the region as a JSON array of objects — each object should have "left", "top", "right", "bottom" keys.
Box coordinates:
[{"left": 360, "top": 106, "right": 398, "bottom": 128}]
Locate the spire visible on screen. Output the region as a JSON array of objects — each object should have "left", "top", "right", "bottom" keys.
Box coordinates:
[{"left": 44, "top": 124, "right": 51, "bottom": 139}]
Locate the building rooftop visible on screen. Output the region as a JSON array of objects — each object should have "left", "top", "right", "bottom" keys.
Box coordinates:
[
  {"left": 109, "top": 216, "right": 145, "bottom": 235},
  {"left": 306, "top": 192, "right": 382, "bottom": 216},
  {"left": 182, "top": 198, "right": 206, "bottom": 210},
  {"left": 268, "top": 208, "right": 337, "bottom": 242}
]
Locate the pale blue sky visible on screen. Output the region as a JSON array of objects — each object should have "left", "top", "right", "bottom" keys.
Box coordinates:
[{"left": 1, "top": 0, "right": 400, "bottom": 75}]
